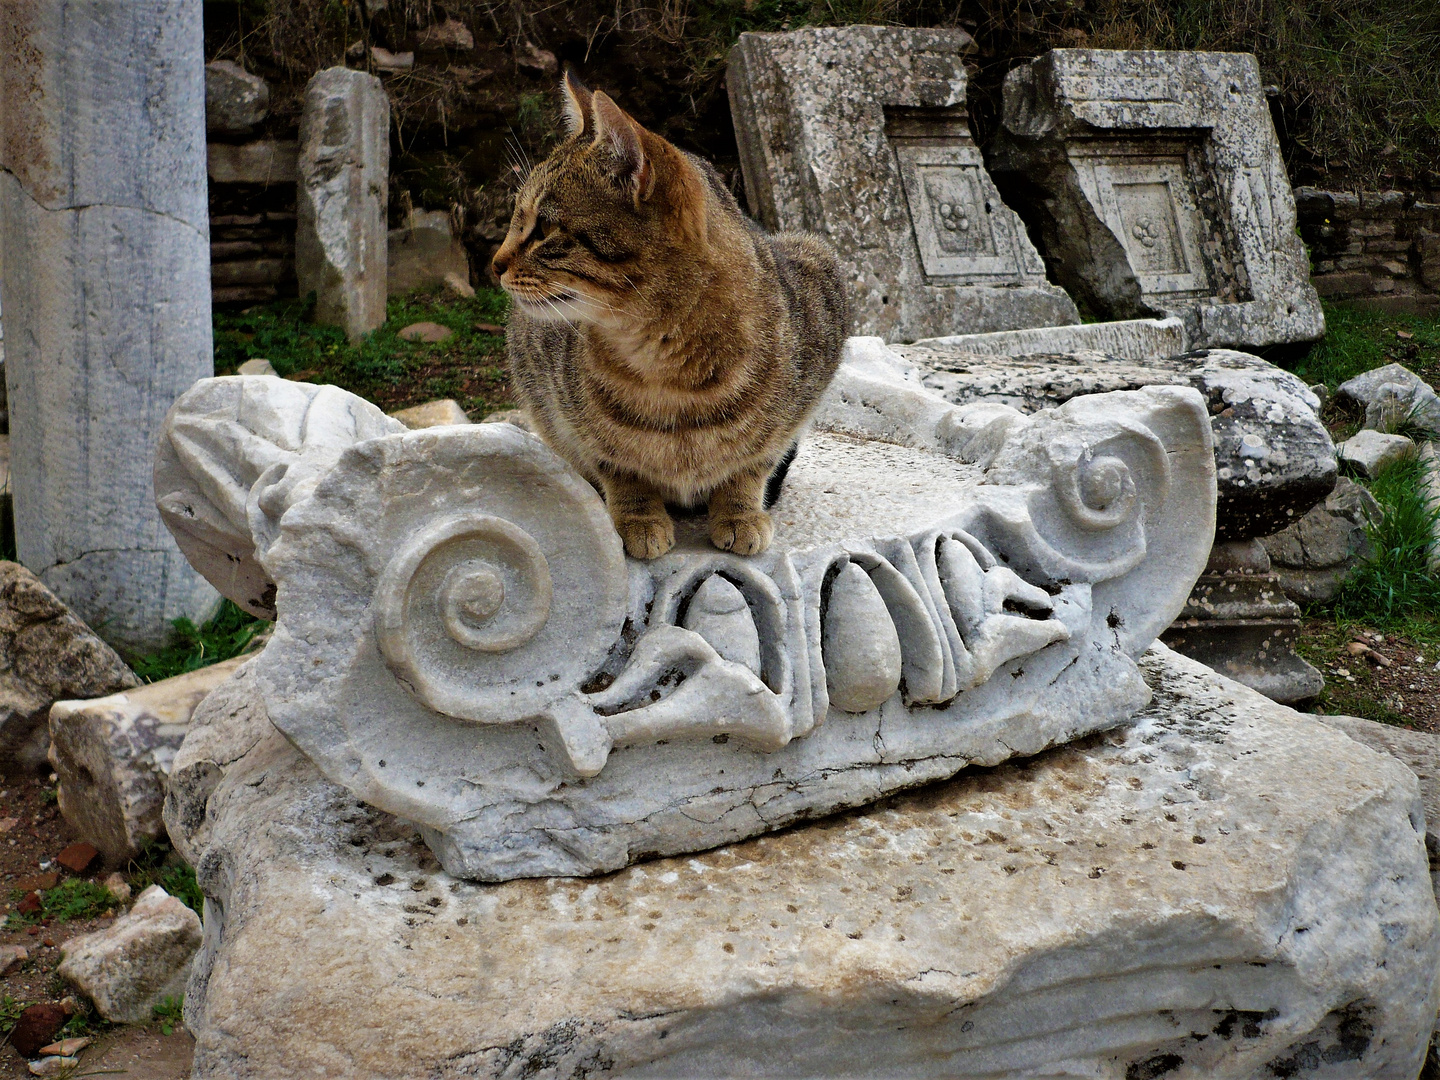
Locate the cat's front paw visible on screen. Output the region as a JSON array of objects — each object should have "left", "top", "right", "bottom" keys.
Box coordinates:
[
  {"left": 709, "top": 510, "right": 773, "bottom": 555},
  {"left": 615, "top": 513, "right": 676, "bottom": 560}
]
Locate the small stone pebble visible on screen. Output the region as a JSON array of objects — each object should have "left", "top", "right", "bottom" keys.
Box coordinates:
[
  {"left": 28, "top": 1057, "right": 79, "bottom": 1077},
  {"left": 0, "top": 944, "right": 28, "bottom": 975},
  {"left": 102, "top": 872, "right": 131, "bottom": 904},
  {"left": 237, "top": 358, "right": 278, "bottom": 377},
  {"left": 397, "top": 321, "right": 453, "bottom": 344},
  {"left": 38, "top": 1037, "right": 91, "bottom": 1056}
]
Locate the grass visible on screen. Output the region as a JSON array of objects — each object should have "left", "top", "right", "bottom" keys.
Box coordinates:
[
  {"left": 1293, "top": 302, "right": 1440, "bottom": 390},
  {"left": 1332, "top": 453, "right": 1440, "bottom": 626},
  {"left": 1285, "top": 302, "right": 1440, "bottom": 726},
  {"left": 130, "top": 600, "right": 267, "bottom": 684},
  {"left": 213, "top": 289, "right": 513, "bottom": 417}
]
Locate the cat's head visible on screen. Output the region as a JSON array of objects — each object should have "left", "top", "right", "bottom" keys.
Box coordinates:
[{"left": 491, "top": 71, "right": 709, "bottom": 329}]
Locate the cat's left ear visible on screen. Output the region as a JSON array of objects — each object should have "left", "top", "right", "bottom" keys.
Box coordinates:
[
  {"left": 591, "top": 91, "right": 655, "bottom": 204},
  {"left": 560, "top": 67, "right": 592, "bottom": 137}
]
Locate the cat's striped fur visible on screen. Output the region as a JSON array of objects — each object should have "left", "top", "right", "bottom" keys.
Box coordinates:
[{"left": 492, "top": 73, "right": 847, "bottom": 559}]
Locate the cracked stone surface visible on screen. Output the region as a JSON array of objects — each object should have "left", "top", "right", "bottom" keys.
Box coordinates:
[
  {"left": 892, "top": 343, "right": 1336, "bottom": 539},
  {"left": 0, "top": 562, "right": 137, "bottom": 773},
  {"left": 0, "top": 1, "right": 219, "bottom": 652},
  {"left": 166, "top": 647, "right": 1439, "bottom": 1079}
]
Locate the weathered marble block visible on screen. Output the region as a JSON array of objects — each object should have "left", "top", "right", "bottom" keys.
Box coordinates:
[
  {"left": 991, "top": 49, "right": 1325, "bottom": 352},
  {"left": 49, "top": 655, "right": 250, "bottom": 865},
  {"left": 156, "top": 360, "right": 1215, "bottom": 881},
  {"left": 164, "top": 648, "right": 1440, "bottom": 1078},
  {"left": 913, "top": 315, "right": 1187, "bottom": 361},
  {"left": 296, "top": 67, "right": 389, "bottom": 341},
  {"left": 728, "top": 27, "right": 1079, "bottom": 341}
]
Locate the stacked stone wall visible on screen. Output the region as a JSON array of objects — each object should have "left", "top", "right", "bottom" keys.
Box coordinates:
[
  {"left": 206, "top": 141, "right": 299, "bottom": 307},
  {"left": 1298, "top": 186, "right": 1440, "bottom": 315}
]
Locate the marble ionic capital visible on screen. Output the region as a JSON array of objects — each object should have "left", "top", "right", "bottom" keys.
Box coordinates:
[{"left": 155, "top": 358, "right": 1216, "bottom": 880}]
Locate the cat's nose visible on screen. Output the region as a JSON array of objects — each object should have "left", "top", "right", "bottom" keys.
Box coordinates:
[{"left": 491, "top": 250, "right": 511, "bottom": 277}]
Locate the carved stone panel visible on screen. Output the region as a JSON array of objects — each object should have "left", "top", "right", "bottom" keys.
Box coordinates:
[
  {"left": 991, "top": 50, "right": 1323, "bottom": 351},
  {"left": 728, "top": 27, "right": 1077, "bottom": 341}
]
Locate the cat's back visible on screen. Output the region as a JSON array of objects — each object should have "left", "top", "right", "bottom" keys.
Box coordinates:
[{"left": 765, "top": 230, "right": 848, "bottom": 387}]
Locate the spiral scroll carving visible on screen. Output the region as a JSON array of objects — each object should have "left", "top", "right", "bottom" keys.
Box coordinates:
[
  {"left": 376, "top": 514, "right": 556, "bottom": 705},
  {"left": 1048, "top": 421, "right": 1170, "bottom": 534}
]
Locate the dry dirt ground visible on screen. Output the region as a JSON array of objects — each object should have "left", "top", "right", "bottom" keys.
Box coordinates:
[
  {"left": 1297, "top": 622, "right": 1440, "bottom": 733},
  {"left": 0, "top": 775, "right": 194, "bottom": 1078}
]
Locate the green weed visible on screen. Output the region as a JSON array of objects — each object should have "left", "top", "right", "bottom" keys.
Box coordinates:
[
  {"left": 130, "top": 600, "right": 267, "bottom": 684},
  {"left": 153, "top": 995, "right": 184, "bottom": 1037},
  {"left": 0, "top": 995, "right": 28, "bottom": 1035},
  {"left": 6, "top": 880, "right": 122, "bottom": 930},
  {"left": 56, "top": 997, "right": 111, "bottom": 1041},
  {"left": 125, "top": 839, "right": 204, "bottom": 918},
  {"left": 1332, "top": 453, "right": 1440, "bottom": 626}
]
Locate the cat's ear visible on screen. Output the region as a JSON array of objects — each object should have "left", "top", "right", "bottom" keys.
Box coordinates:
[
  {"left": 591, "top": 91, "right": 654, "bottom": 203},
  {"left": 560, "top": 67, "right": 592, "bottom": 137}
]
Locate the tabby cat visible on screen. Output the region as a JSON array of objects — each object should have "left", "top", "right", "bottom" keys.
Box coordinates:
[{"left": 492, "top": 72, "right": 848, "bottom": 559}]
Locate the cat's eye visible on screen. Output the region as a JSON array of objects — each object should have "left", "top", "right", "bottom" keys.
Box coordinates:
[{"left": 536, "top": 217, "right": 558, "bottom": 241}]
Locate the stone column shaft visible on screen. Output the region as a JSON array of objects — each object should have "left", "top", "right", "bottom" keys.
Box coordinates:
[{"left": 0, "top": 1, "right": 218, "bottom": 654}]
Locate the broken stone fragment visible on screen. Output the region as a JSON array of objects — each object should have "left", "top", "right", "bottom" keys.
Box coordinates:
[
  {"left": 49, "top": 655, "right": 249, "bottom": 866},
  {"left": 1338, "top": 429, "right": 1416, "bottom": 477},
  {"left": 388, "top": 210, "right": 471, "bottom": 298},
  {"left": 296, "top": 67, "right": 390, "bottom": 341},
  {"left": 1336, "top": 362, "right": 1440, "bottom": 436},
  {"left": 0, "top": 944, "right": 28, "bottom": 976},
  {"left": 102, "top": 872, "right": 131, "bottom": 904},
  {"left": 27, "top": 1055, "right": 78, "bottom": 1077},
  {"left": 396, "top": 320, "right": 454, "bottom": 344},
  {"left": 55, "top": 842, "right": 97, "bottom": 874},
  {"left": 388, "top": 399, "right": 470, "bottom": 428},
  {"left": 990, "top": 49, "right": 1322, "bottom": 352},
  {"left": 235, "top": 358, "right": 277, "bottom": 377},
  {"left": 9, "top": 1002, "right": 71, "bottom": 1059},
  {"left": 1263, "top": 476, "right": 1379, "bottom": 603},
  {"left": 58, "top": 884, "right": 202, "bottom": 1024},
  {"left": 370, "top": 46, "right": 414, "bottom": 72},
  {"left": 517, "top": 42, "right": 557, "bottom": 75},
  {"left": 727, "top": 26, "right": 1076, "bottom": 341},
  {"left": 37, "top": 1037, "right": 91, "bottom": 1057},
  {"left": 0, "top": 562, "right": 139, "bottom": 774},
  {"left": 414, "top": 18, "right": 474, "bottom": 51},
  {"left": 204, "top": 60, "right": 269, "bottom": 134}
]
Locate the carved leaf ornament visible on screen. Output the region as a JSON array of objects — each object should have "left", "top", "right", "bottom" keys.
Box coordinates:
[{"left": 156, "top": 365, "right": 1214, "bottom": 876}]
